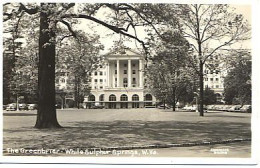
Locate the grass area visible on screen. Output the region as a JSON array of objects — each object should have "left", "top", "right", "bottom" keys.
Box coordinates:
[{"left": 3, "top": 108, "right": 251, "bottom": 156}]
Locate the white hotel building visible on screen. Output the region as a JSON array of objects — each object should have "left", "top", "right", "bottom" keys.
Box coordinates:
[
  {"left": 57, "top": 49, "right": 231, "bottom": 107},
  {"left": 84, "top": 48, "right": 156, "bottom": 109}
]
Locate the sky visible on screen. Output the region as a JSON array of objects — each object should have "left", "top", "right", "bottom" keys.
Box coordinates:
[{"left": 81, "top": 4, "right": 252, "bottom": 54}]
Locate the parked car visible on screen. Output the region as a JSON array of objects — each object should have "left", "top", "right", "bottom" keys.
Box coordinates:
[
  {"left": 55, "top": 104, "right": 61, "bottom": 109},
  {"left": 158, "top": 104, "right": 171, "bottom": 109},
  {"left": 240, "top": 105, "right": 251, "bottom": 113},
  {"left": 19, "top": 103, "right": 28, "bottom": 110},
  {"left": 222, "top": 105, "right": 233, "bottom": 111},
  {"left": 27, "top": 104, "right": 38, "bottom": 110},
  {"left": 182, "top": 105, "right": 196, "bottom": 111},
  {"left": 92, "top": 104, "right": 105, "bottom": 109},
  {"left": 228, "top": 105, "right": 241, "bottom": 112},
  {"left": 3, "top": 105, "right": 8, "bottom": 110},
  {"left": 6, "top": 103, "right": 17, "bottom": 111}
]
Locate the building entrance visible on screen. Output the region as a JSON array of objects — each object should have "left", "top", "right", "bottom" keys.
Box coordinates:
[
  {"left": 132, "top": 102, "right": 139, "bottom": 108},
  {"left": 108, "top": 102, "right": 116, "bottom": 109},
  {"left": 120, "top": 102, "right": 128, "bottom": 108}
]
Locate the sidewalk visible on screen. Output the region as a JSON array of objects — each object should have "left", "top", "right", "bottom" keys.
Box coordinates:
[{"left": 3, "top": 108, "right": 251, "bottom": 156}]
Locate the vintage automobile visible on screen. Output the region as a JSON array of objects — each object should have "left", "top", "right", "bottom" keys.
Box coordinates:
[
  {"left": 6, "top": 103, "right": 17, "bottom": 111},
  {"left": 240, "top": 105, "right": 251, "bottom": 113},
  {"left": 27, "top": 104, "right": 38, "bottom": 110}
]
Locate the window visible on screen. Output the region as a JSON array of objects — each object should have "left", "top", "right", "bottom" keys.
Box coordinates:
[
  {"left": 133, "top": 78, "right": 136, "bottom": 84},
  {"left": 100, "top": 79, "right": 103, "bottom": 83},
  {"left": 94, "top": 71, "right": 97, "bottom": 76},
  {"left": 115, "top": 70, "right": 117, "bottom": 74},
  {"left": 124, "top": 64, "right": 127, "bottom": 67},
  {"left": 109, "top": 94, "right": 116, "bottom": 101},
  {"left": 124, "top": 70, "right": 127, "bottom": 74},
  {"left": 216, "top": 78, "right": 219, "bottom": 81},
  {"left": 100, "top": 71, "right": 103, "bottom": 75},
  {"left": 100, "top": 86, "right": 103, "bottom": 89},
  {"left": 210, "top": 70, "right": 214, "bottom": 74},
  {"left": 88, "top": 95, "right": 95, "bottom": 101},
  {"left": 216, "top": 85, "right": 219, "bottom": 88},
  {"left": 120, "top": 94, "right": 128, "bottom": 101},
  {"left": 123, "top": 78, "right": 128, "bottom": 87},
  {"left": 94, "top": 79, "right": 98, "bottom": 83},
  {"left": 132, "top": 94, "right": 139, "bottom": 101},
  {"left": 115, "top": 64, "right": 117, "bottom": 67},
  {"left": 205, "top": 78, "right": 208, "bottom": 81},
  {"left": 132, "top": 70, "right": 136, "bottom": 74},
  {"left": 133, "top": 63, "right": 136, "bottom": 67},
  {"left": 99, "top": 94, "right": 104, "bottom": 101},
  {"left": 210, "top": 78, "right": 213, "bottom": 81}
]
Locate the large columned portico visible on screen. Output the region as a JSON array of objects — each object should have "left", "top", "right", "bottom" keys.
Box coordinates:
[
  {"left": 128, "top": 60, "right": 131, "bottom": 87},
  {"left": 106, "top": 58, "right": 143, "bottom": 89},
  {"left": 116, "top": 59, "right": 120, "bottom": 87},
  {"left": 85, "top": 48, "right": 156, "bottom": 109},
  {"left": 139, "top": 59, "right": 143, "bottom": 88}
]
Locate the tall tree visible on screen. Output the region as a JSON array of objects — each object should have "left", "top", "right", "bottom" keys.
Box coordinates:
[
  {"left": 176, "top": 4, "right": 250, "bottom": 116},
  {"left": 146, "top": 30, "right": 195, "bottom": 111},
  {"left": 3, "top": 3, "right": 167, "bottom": 128},
  {"left": 224, "top": 56, "right": 251, "bottom": 106},
  {"left": 56, "top": 31, "right": 104, "bottom": 108}
]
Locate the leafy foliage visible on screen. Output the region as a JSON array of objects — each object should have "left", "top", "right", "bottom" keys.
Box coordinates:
[
  {"left": 203, "top": 86, "right": 217, "bottom": 105},
  {"left": 146, "top": 30, "right": 196, "bottom": 110},
  {"left": 224, "top": 57, "right": 251, "bottom": 105},
  {"left": 56, "top": 30, "right": 104, "bottom": 107}
]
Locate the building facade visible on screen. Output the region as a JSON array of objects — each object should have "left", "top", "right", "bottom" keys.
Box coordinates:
[
  {"left": 203, "top": 55, "right": 226, "bottom": 102},
  {"left": 84, "top": 49, "right": 156, "bottom": 109}
]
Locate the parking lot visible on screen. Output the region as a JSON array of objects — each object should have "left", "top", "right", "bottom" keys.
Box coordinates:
[{"left": 3, "top": 108, "right": 251, "bottom": 157}]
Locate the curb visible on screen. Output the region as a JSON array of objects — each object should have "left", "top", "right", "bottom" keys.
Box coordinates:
[{"left": 95, "top": 138, "right": 251, "bottom": 151}]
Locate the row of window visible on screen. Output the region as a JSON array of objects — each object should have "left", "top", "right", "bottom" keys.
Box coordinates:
[
  {"left": 205, "top": 85, "right": 222, "bottom": 89},
  {"left": 88, "top": 94, "right": 152, "bottom": 101},
  {"left": 205, "top": 78, "right": 219, "bottom": 82},
  {"left": 114, "top": 69, "right": 137, "bottom": 75},
  {"left": 204, "top": 70, "right": 219, "bottom": 74},
  {"left": 114, "top": 63, "right": 136, "bottom": 67},
  {"left": 94, "top": 71, "right": 106, "bottom": 76},
  {"left": 94, "top": 79, "right": 106, "bottom": 83}
]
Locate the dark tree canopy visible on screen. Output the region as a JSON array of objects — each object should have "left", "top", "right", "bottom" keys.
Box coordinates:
[{"left": 224, "top": 57, "right": 251, "bottom": 106}]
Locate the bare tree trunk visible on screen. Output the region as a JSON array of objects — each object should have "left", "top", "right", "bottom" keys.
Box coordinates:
[
  {"left": 35, "top": 3, "right": 61, "bottom": 128},
  {"left": 199, "top": 61, "right": 204, "bottom": 116},
  {"left": 172, "top": 87, "right": 176, "bottom": 111}
]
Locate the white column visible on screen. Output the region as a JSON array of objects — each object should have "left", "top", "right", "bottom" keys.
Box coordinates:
[
  {"left": 139, "top": 59, "right": 143, "bottom": 87},
  {"left": 117, "top": 60, "right": 120, "bottom": 87},
  {"left": 128, "top": 60, "right": 131, "bottom": 88},
  {"left": 107, "top": 61, "right": 110, "bottom": 87}
]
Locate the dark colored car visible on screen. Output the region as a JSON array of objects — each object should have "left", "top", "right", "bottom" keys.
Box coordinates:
[
  {"left": 92, "top": 104, "right": 104, "bottom": 109},
  {"left": 55, "top": 104, "right": 61, "bottom": 109},
  {"left": 3, "top": 105, "right": 8, "bottom": 110}
]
